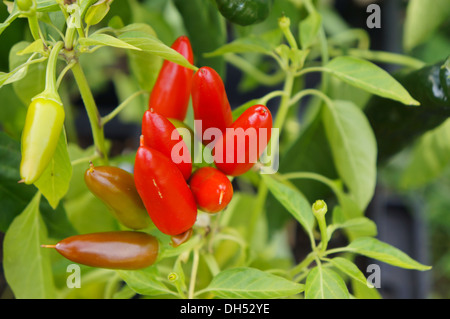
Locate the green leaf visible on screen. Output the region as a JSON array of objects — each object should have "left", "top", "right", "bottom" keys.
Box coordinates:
[
  {"left": 79, "top": 33, "right": 142, "bottom": 51},
  {"left": 36, "top": 0, "right": 60, "bottom": 12},
  {"left": 34, "top": 129, "right": 72, "bottom": 209},
  {"left": 346, "top": 237, "right": 432, "bottom": 271},
  {"left": 400, "top": 119, "right": 450, "bottom": 189},
  {"left": 330, "top": 216, "right": 377, "bottom": 239},
  {"left": 204, "top": 267, "right": 304, "bottom": 299},
  {"left": 117, "top": 266, "right": 175, "bottom": 297},
  {"left": 0, "top": 3, "right": 20, "bottom": 37},
  {"left": 262, "top": 175, "right": 315, "bottom": 238},
  {"left": 17, "top": 39, "right": 46, "bottom": 56},
  {"left": 122, "top": 25, "right": 163, "bottom": 92},
  {"left": 205, "top": 36, "right": 274, "bottom": 57},
  {"left": 351, "top": 279, "right": 382, "bottom": 299},
  {"left": 327, "top": 257, "right": 367, "bottom": 286},
  {"left": 305, "top": 266, "right": 349, "bottom": 299},
  {"left": 0, "top": 132, "right": 76, "bottom": 237},
  {"left": 3, "top": 192, "right": 57, "bottom": 298},
  {"left": 323, "top": 56, "right": 420, "bottom": 105},
  {"left": 0, "top": 85, "right": 26, "bottom": 139},
  {"left": 173, "top": 0, "right": 226, "bottom": 76},
  {"left": 322, "top": 100, "right": 377, "bottom": 211},
  {"left": 299, "top": 11, "right": 322, "bottom": 50},
  {"left": 118, "top": 31, "right": 196, "bottom": 70},
  {"left": 9, "top": 41, "right": 47, "bottom": 105},
  {"left": 403, "top": 0, "right": 450, "bottom": 51}
]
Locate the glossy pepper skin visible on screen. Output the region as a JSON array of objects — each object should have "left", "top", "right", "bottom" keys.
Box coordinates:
[
  {"left": 134, "top": 136, "right": 197, "bottom": 236},
  {"left": 214, "top": 104, "right": 272, "bottom": 176},
  {"left": 215, "top": 0, "right": 272, "bottom": 26},
  {"left": 141, "top": 110, "right": 192, "bottom": 180},
  {"left": 49, "top": 231, "right": 159, "bottom": 270},
  {"left": 364, "top": 59, "right": 450, "bottom": 164},
  {"left": 191, "top": 66, "right": 233, "bottom": 146},
  {"left": 148, "top": 36, "right": 194, "bottom": 122},
  {"left": 189, "top": 167, "right": 233, "bottom": 213},
  {"left": 171, "top": 228, "right": 193, "bottom": 247},
  {"left": 84, "top": 164, "right": 151, "bottom": 230},
  {"left": 20, "top": 97, "right": 65, "bottom": 184}
]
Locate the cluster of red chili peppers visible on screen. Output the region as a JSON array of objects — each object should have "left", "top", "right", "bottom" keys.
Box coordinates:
[{"left": 45, "top": 36, "right": 273, "bottom": 270}]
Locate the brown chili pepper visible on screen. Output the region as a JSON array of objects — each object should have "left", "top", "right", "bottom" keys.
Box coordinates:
[{"left": 42, "top": 231, "right": 159, "bottom": 270}]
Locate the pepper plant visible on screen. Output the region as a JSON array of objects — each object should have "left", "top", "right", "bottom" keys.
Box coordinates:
[{"left": 1, "top": 0, "right": 446, "bottom": 300}]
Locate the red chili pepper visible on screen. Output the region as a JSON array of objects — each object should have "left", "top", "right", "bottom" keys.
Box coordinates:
[
  {"left": 141, "top": 109, "right": 192, "bottom": 180},
  {"left": 134, "top": 136, "right": 197, "bottom": 236},
  {"left": 148, "top": 36, "right": 194, "bottom": 121},
  {"left": 214, "top": 104, "right": 272, "bottom": 176},
  {"left": 191, "top": 66, "right": 233, "bottom": 146},
  {"left": 42, "top": 231, "right": 159, "bottom": 270},
  {"left": 189, "top": 167, "right": 233, "bottom": 213}
]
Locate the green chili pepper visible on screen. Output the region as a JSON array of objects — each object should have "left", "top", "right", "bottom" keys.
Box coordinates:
[
  {"left": 20, "top": 41, "right": 65, "bottom": 184},
  {"left": 20, "top": 97, "right": 65, "bottom": 184},
  {"left": 215, "top": 0, "right": 272, "bottom": 26},
  {"left": 364, "top": 58, "right": 450, "bottom": 164}
]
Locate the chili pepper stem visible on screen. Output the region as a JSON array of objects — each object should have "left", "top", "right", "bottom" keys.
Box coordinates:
[
  {"left": 27, "top": 14, "right": 43, "bottom": 42},
  {"left": 40, "top": 244, "right": 57, "bottom": 249},
  {"left": 35, "top": 41, "right": 65, "bottom": 104}
]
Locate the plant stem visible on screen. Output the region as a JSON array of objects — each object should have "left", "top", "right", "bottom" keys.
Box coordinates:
[
  {"left": 101, "top": 90, "right": 147, "bottom": 125},
  {"left": 37, "top": 41, "right": 65, "bottom": 104},
  {"left": 282, "top": 171, "right": 341, "bottom": 198},
  {"left": 56, "top": 61, "right": 76, "bottom": 90},
  {"left": 27, "top": 14, "right": 42, "bottom": 42},
  {"left": 65, "top": 26, "right": 77, "bottom": 51},
  {"left": 289, "top": 251, "right": 316, "bottom": 277},
  {"left": 224, "top": 54, "right": 285, "bottom": 86},
  {"left": 188, "top": 248, "right": 200, "bottom": 299},
  {"left": 71, "top": 62, "right": 109, "bottom": 163}
]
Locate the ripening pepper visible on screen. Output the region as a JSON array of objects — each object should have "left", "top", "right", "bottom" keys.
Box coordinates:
[
  {"left": 84, "top": 164, "right": 152, "bottom": 230},
  {"left": 43, "top": 231, "right": 159, "bottom": 270},
  {"left": 148, "top": 36, "right": 194, "bottom": 122},
  {"left": 20, "top": 97, "right": 65, "bottom": 184}
]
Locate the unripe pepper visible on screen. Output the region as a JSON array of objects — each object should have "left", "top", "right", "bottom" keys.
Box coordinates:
[
  {"left": 134, "top": 136, "right": 198, "bottom": 236},
  {"left": 20, "top": 97, "right": 65, "bottom": 184},
  {"left": 20, "top": 41, "right": 65, "bottom": 185},
  {"left": 42, "top": 231, "right": 159, "bottom": 270},
  {"left": 191, "top": 66, "right": 233, "bottom": 146},
  {"left": 365, "top": 59, "right": 450, "bottom": 163},
  {"left": 84, "top": 164, "right": 151, "bottom": 230},
  {"left": 214, "top": 104, "right": 272, "bottom": 176},
  {"left": 148, "top": 36, "right": 194, "bottom": 122},
  {"left": 189, "top": 167, "right": 233, "bottom": 213},
  {"left": 215, "top": 0, "right": 272, "bottom": 26},
  {"left": 141, "top": 110, "right": 192, "bottom": 180}
]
